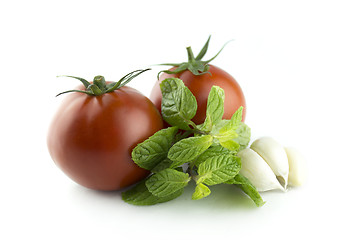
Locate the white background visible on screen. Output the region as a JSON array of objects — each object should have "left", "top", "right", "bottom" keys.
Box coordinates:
[{"left": 1, "top": 0, "right": 359, "bottom": 239}]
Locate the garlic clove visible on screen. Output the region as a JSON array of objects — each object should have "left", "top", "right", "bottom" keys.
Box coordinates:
[
  {"left": 284, "top": 147, "right": 307, "bottom": 187},
  {"left": 237, "top": 148, "right": 285, "bottom": 192},
  {"left": 250, "top": 137, "right": 289, "bottom": 188}
]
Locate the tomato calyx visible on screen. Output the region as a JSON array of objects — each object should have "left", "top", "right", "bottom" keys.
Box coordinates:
[
  {"left": 56, "top": 68, "right": 151, "bottom": 97},
  {"left": 157, "top": 36, "right": 232, "bottom": 79}
]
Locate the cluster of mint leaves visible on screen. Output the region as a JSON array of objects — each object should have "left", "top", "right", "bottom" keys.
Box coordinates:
[{"left": 121, "top": 78, "right": 264, "bottom": 207}]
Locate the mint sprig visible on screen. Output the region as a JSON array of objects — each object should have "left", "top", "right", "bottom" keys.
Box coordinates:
[
  {"left": 225, "top": 174, "right": 265, "bottom": 207},
  {"left": 160, "top": 78, "right": 197, "bottom": 130},
  {"left": 131, "top": 127, "right": 178, "bottom": 171},
  {"left": 122, "top": 78, "right": 263, "bottom": 207},
  {"left": 122, "top": 179, "right": 184, "bottom": 206},
  {"left": 168, "top": 135, "right": 213, "bottom": 168},
  {"left": 201, "top": 86, "right": 225, "bottom": 132},
  {"left": 145, "top": 169, "right": 190, "bottom": 198},
  {"left": 196, "top": 154, "right": 241, "bottom": 186},
  {"left": 192, "top": 183, "right": 211, "bottom": 200}
]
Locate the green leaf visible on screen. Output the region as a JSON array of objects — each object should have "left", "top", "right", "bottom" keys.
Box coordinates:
[
  {"left": 219, "top": 106, "right": 243, "bottom": 134},
  {"left": 233, "top": 122, "right": 251, "bottom": 151},
  {"left": 194, "top": 145, "right": 236, "bottom": 167},
  {"left": 151, "top": 158, "right": 173, "bottom": 173},
  {"left": 121, "top": 180, "right": 184, "bottom": 206},
  {"left": 160, "top": 78, "right": 197, "bottom": 130},
  {"left": 197, "top": 154, "right": 241, "bottom": 186},
  {"left": 231, "top": 174, "right": 265, "bottom": 207},
  {"left": 215, "top": 128, "right": 240, "bottom": 151},
  {"left": 217, "top": 129, "right": 238, "bottom": 142},
  {"left": 145, "top": 169, "right": 190, "bottom": 198},
  {"left": 219, "top": 139, "right": 240, "bottom": 151},
  {"left": 168, "top": 135, "right": 213, "bottom": 168},
  {"left": 192, "top": 183, "right": 211, "bottom": 200},
  {"left": 131, "top": 127, "right": 178, "bottom": 171},
  {"left": 201, "top": 86, "right": 225, "bottom": 132},
  {"left": 210, "top": 109, "right": 251, "bottom": 152}
]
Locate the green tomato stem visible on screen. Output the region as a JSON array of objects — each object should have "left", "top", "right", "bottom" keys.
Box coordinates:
[
  {"left": 186, "top": 46, "right": 195, "bottom": 63},
  {"left": 55, "top": 69, "right": 150, "bottom": 97},
  {"left": 157, "top": 36, "right": 231, "bottom": 77},
  {"left": 88, "top": 84, "right": 103, "bottom": 96},
  {"left": 93, "top": 75, "right": 106, "bottom": 91}
]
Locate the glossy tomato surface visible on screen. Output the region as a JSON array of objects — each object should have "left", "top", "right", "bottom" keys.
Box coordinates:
[
  {"left": 150, "top": 65, "right": 246, "bottom": 125},
  {"left": 47, "top": 85, "right": 163, "bottom": 191}
]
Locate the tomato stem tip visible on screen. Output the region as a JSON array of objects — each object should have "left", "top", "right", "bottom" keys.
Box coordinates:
[
  {"left": 157, "top": 35, "right": 231, "bottom": 79},
  {"left": 55, "top": 68, "right": 151, "bottom": 97}
]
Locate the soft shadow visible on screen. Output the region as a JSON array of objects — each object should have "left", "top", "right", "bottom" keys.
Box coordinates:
[
  {"left": 67, "top": 184, "right": 124, "bottom": 207},
  {"left": 177, "top": 182, "right": 260, "bottom": 210},
  {"left": 67, "top": 181, "right": 263, "bottom": 212}
]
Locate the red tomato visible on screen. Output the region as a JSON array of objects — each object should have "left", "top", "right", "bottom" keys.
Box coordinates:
[
  {"left": 48, "top": 84, "right": 163, "bottom": 191},
  {"left": 150, "top": 64, "right": 246, "bottom": 125}
]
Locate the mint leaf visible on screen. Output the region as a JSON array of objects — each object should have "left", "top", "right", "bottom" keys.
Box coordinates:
[
  {"left": 210, "top": 109, "right": 251, "bottom": 152},
  {"left": 160, "top": 78, "right": 197, "bottom": 130},
  {"left": 132, "top": 127, "right": 178, "bottom": 170},
  {"left": 121, "top": 180, "right": 184, "bottom": 206},
  {"left": 219, "top": 106, "right": 243, "bottom": 134},
  {"left": 151, "top": 158, "right": 173, "bottom": 173},
  {"left": 168, "top": 135, "right": 213, "bottom": 167},
  {"left": 192, "top": 183, "right": 211, "bottom": 200},
  {"left": 216, "top": 129, "right": 238, "bottom": 142},
  {"left": 233, "top": 122, "right": 251, "bottom": 151},
  {"left": 231, "top": 174, "right": 265, "bottom": 207},
  {"left": 145, "top": 169, "right": 190, "bottom": 198},
  {"left": 197, "top": 154, "right": 241, "bottom": 186},
  {"left": 215, "top": 129, "right": 240, "bottom": 151},
  {"left": 219, "top": 139, "right": 240, "bottom": 151},
  {"left": 194, "top": 145, "right": 236, "bottom": 167},
  {"left": 201, "top": 86, "right": 225, "bottom": 132}
]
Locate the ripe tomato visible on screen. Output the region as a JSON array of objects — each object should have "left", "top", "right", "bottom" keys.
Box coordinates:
[
  {"left": 150, "top": 65, "right": 246, "bottom": 125},
  {"left": 47, "top": 72, "right": 163, "bottom": 191},
  {"left": 150, "top": 36, "right": 246, "bottom": 125}
]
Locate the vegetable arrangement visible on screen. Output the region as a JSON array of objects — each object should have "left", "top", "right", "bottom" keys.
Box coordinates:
[
  {"left": 48, "top": 36, "right": 306, "bottom": 207},
  {"left": 122, "top": 78, "right": 263, "bottom": 206}
]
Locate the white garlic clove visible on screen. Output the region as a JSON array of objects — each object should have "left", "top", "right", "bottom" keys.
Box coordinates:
[
  {"left": 250, "top": 137, "right": 289, "bottom": 188},
  {"left": 237, "top": 148, "right": 285, "bottom": 192},
  {"left": 284, "top": 147, "right": 307, "bottom": 187}
]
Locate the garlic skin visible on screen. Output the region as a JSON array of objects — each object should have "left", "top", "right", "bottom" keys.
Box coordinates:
[
  {"left": 237, "top": 148, "right": 285, "bottom": 192},
  {"left": 250, "top": 137, "right": 289, "bottom": 188},
  {"left": 284, "top": 147, "right": 307, "bottom": 187}
]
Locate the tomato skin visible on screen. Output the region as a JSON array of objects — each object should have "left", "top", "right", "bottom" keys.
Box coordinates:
[
  {"left": 150, "top": 65, "right": 246, "bottom": 125},
  {"left": 47, "top": 85, "right": 163, "bottom": 191}
]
